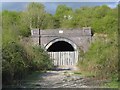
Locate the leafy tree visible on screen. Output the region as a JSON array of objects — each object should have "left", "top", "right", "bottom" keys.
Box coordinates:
[
  {"left": 74, "top": 7, "right": 94, "bottom": 27},
  {"left": 55, "top": 5, "right": 72, "bottom": 19},
  {"left": 2, "top": 10, "right": 20, "bottom": 45},
  {"left": 17, "top": 2, "right": 46, "bottom": 37},
  {"left": 53, "top": 16, "right": 60, "bottom": 29},
  {"left": 94, "top": 5, "right": 111, "bottom": 18},
  {"left": 41, "top": 13, "right": 55, "bottom": 29},
  {"left": 91, "top": 7, "right": 117, "bottom": 34},
  {"left": 54, "top": 5, "right": 73, "bottom": 28},
  {"left": 21, "top": 2, "right": 46, "bottom": 29}
]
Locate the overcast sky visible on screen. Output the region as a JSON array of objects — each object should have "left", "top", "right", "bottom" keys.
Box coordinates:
[{"left": 2, "top": 2, "right": 118, "bottom": 14}]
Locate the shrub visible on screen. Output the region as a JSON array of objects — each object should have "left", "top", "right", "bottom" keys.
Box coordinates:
[
  {"left": 2, "top": 42, "right": 53, "bottom": 85},
  {"left": 28, "top": 46, "right": 53, "bottom": 71},
  {"left": 2, "top": 42, "right": 29, "bottom": 84},
  {"left": 78, "top": 33, "right": 118, "bottom": 80}
]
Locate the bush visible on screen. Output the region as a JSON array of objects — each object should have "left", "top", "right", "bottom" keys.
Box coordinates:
[
  {"left": 28, "top": 46, "right": 53, "bottom": 71},
  {"left": 2, "top": 42, "right": 29, "bottom": 84},
  {"left": 78, "top": 33, "right": 118, "bottom": 80},
  {"left": 2, "top": 42, "right": 53, "bottom": 85}
]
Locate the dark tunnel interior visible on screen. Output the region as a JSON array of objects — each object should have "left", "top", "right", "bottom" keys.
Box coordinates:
[{"left": 47, "top": 41, "right": 74, "bottom": 52}]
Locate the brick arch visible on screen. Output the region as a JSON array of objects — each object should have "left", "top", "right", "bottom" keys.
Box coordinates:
[{"left": 45, "top": 38, "right": 78, "bottom": 51}]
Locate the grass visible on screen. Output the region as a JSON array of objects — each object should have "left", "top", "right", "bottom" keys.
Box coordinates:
[
  {"left": 74, "top": 72, "right": 82, "bottom": 75},
  {"left": 102, "top": 80, "right": 119, "bottom": 88},
  {"left": 24, "top": 71, "right": 45, "bottom": 80},
  {"left": 73, "top": 71, "right": 95, "bottom": 78},
  {"left": 74, "top": 71, "right": 119, "bottom": 88}
]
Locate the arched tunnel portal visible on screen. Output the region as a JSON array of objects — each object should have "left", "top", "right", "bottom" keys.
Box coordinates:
[{"left": 45, "top": 38, "right": 78, "bottom": 66}]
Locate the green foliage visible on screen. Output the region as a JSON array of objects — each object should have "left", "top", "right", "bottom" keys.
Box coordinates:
[
  {"left": 2, "top": 42, "right": 53, "bottom": 85},
  {"left": 2, "top": 42, "right": 29, "bottom": 84},
  {"left": 22, "top": 2, "right": 45, "bottom": 29},
  {"left": 2, "top": 10, "right": 20, "bottom": 44},
  {"left": 42, "top": 13, "right": 55, "bottom": 29},
  {"left": 53, "top": 17, "right": 60, "bottom": 29},
  {"left": 91, "top": 11, "right": 117, "bottom": 34},
  {"left": 2, "top": 4, "right": 117, "bottom": 38},
  {"left": 28, "top": 46, "right": 53, "bottom": 71},
  {"left": 94, "top": 5, "right": 110, "bottom": 18},
  {"left": 54, "top": 5, "right": 73, "bottom": 28},
  {"left": 55, "top": 5, "right": 73, "bottom": 19},
  {"left": 103, "top": 80, "right": 119, "bottom": 88},
  {"left": 2, "top": 9, "right": 54, "bottom": 85},
  {"left": 78, "top": 33, "right": 118, "bottom": 80},
  {"left": 74, "top": 7, "right": 95, "bottom": 27}
]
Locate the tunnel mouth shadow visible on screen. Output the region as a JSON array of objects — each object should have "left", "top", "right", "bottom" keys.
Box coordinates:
[{"left": 47, "top": 41, "right": 75, "bottom": 52}]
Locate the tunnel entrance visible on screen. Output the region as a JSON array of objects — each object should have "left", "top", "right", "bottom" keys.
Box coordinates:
[
  {"left": 47, "top": 41, "right": 74, "bottom": 52},
  {"left": 46, "top": 39, "right": 78, "bottom": 66}
]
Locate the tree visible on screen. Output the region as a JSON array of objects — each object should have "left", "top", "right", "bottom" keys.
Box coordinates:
[
  {"left": 2, "top": 10, "right": 20, "bottom": 45},
  {"left": 41, "top": 13, "right": 55, "bottom": 29},
  {"left": 55, "top": 5, "right": 72, "bottom": 19},
  {"left": 54, "top": 5, "right": 73, "bottom": 28},
  {"left": 94, "top": 5, "right": 110, "bottom": 18},
  {"left": 21, "top": 2, "right": 46, "bottom": 29}
]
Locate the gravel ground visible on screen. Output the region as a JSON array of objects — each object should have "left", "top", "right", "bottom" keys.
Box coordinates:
[{"left": 21, "top": 69, "right": 105, "bottom": 88}]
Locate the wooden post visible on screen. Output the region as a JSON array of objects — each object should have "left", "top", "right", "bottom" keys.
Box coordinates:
[{"left": 39, "top": 28, "right": 41, "bottom": 45}]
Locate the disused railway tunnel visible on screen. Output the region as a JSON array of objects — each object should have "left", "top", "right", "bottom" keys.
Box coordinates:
[
  {"left": 31, "top": 28, "right": 92, "bottom": 66},
  {"left": 45, "top": 39, "right": 78, "bottom": 66}
]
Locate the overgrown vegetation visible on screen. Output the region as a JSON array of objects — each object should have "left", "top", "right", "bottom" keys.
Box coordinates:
[
  {"left": 2, "top": 42, "right": 53, "bottom": 85},
  {"left": 2, "top": 2, "right": 119, "bottom": 86},
  {"left": 78, "top": 33, "right": 118, "bottom": 79},
  {"left": 2, "top": 3, "right": 54, "bottom": 85},
  {"left": 77, "top": 4, "right": 119, "bottom": 87}
]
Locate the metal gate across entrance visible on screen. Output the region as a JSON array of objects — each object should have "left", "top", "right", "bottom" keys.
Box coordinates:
[{"left": 48, "top": 51, "right": 78, "bottom": 66}]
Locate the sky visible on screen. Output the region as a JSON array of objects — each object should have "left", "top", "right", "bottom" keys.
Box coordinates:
[{"left": 2, "top": 2, "right": 118, "bottom": 14}]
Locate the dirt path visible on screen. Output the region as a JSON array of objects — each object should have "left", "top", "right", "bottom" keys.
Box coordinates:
[{"left": 21, "top": 69, "right": 104, "bottom": 88}]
